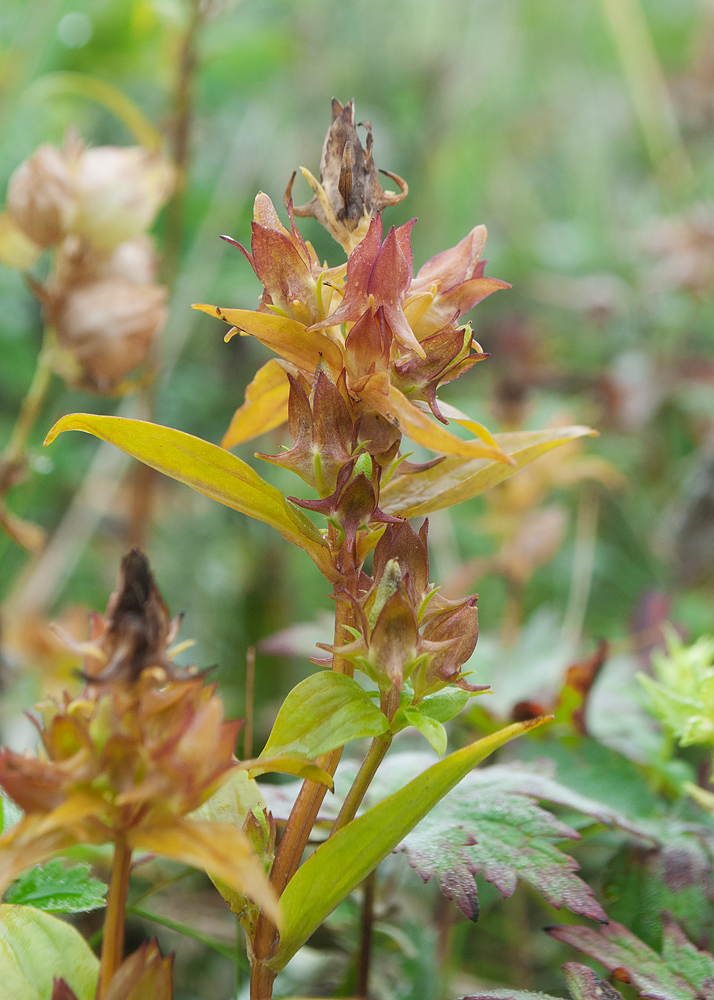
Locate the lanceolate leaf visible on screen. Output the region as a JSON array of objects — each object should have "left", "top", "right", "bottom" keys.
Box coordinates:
[
  {"left": 381, "top": 426, "right": 597, "bottom": 518},
  {"left": 4, "top": 860, "right": 105, "bottom": 914},
  {"left": 260, "top": 672, "right": 389, "bottom": 760},
  {"left": 269, "top": 716, "right": 550, "bottom": 973},
  {"left": 44, "top": 415, "right": 339, "bottom": 582},
  {"left": 0, "top": 904, "right": 99, "bottom": 1000},
  {"left": 547, "top": 918, "right": 714, "bottom": 1000}
]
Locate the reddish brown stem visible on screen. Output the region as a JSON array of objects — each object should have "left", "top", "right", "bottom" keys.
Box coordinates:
[
  {"left": 250, "top": 595, "right": 354, "bottom": 998},
  {"left": 97, "top": 837, "right": 132, "bottom": 997}
]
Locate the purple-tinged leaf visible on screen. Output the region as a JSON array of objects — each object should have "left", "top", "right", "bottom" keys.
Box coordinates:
[
  {"left": 397, "top": 782, "right": 606, "bottom": 922},
  {"left": 547, "top": 918, "right": 714, "bottom": 1000},
  {"left": 462, "top": 962, "right": 624, "bottom": 1000}
]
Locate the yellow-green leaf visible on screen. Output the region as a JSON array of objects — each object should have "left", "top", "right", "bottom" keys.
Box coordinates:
[
  {"left": 0, "top": 903, "right": 99, "bottom": 1000},
  {"left": 128, "top": 819, "right": 281, "bottom": 927},
  {"left": 193, "top": 304, "right": 344, "bottom": 378},
  {"left": 269, "top": 716, "right": 550, "bottom": 972},
  {"left": 44, "top": 415, "right": 339, "bottom": 582},
  {"left": 380, "top": 426, "right": 597, "bottom": 518},
  {"left": 242, "top": 757, "right": 334, "bottom": 790},
  {"left": 260, "top": 672, "right": 389, "bottom": 761},
  {"left": 222, "top": 358, "right": 290, "bottom": 449},
  {"left": 360, "top": 377, "right": 510, "bottom": 462}
]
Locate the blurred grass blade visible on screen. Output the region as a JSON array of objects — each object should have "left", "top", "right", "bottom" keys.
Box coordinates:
[
  {"left": 599, "top": 0, "right": 691, "bottom": 191},
  {"left": 380, "top": 426, "right": 597, "bottom": 518},
  {"left": 45, "top": 414, "right": 339, "bottom": 581},
  {"left": 269, "top": 716, "right": 551, "bottom": 972},
  {"left": 22, "top": 72, "right": 163, "bottom": 151}
]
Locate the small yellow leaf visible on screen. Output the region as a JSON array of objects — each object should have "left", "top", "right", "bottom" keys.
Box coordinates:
[
  {"left": 128, "top": 818, "right": 281, "bottom": 927},
  {"left": 241, "top": 756, "right": 334, "bottom": 790},
  {"left": 193, "top": 304, "right": 344, "bottom": 378},
  {"left": 360, "top": 377, "right": 511, "bottom": 462},
  {"left": 222, "top": 358, "right": 290, "bottom": 449}
]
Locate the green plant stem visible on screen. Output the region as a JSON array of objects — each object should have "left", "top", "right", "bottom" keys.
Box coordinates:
[
  {"left": 330, "top": 732, "right": 392, "bottom": 836},
  {"left": 97, "top": 838, "right": 132, "bottom": 997},
  {"left": 2, "top": 332, "right": 53, "bottom": 471},
  {"left": 357, "top": 869, "right": 376, "bottom": 999},
  {"left": 250, "top": 595, "right": 354, "bottom": 999},
  {"left": 128, "top": 904, "right": 247, "bottom": 966}
]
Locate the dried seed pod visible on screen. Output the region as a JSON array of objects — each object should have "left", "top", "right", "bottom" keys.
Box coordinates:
[
  {"left": 73, "top": 146, "right": 174, "bottom": 250},
  {"left": 54, "top": 278, "right": 167, "bottom": 390},
  {"left": 7, "top": 144, "right": 77, "bottom": 247}
]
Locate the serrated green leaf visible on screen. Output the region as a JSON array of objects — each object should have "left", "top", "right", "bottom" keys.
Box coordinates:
[
  {"left": 464, "top": 963, "right": 625, "bottom": 1000},
  {"left": 380, "top": 426, "right": 596, "bottom": 518},
  {"left": 4, "top": 860, "right": 105, "bottom": 914},
  {"left": 44, "top": 415, "right": 339, "bottom": 583},
  {"left": 398, "top": 771, "right": 606, "bottom": 922},
  {"left": 548, "top": 918, "right": 714, "bottom": 1000},
  {"left": 260, "top": 671, "right": 389, "bottom": 760},
  {"left": 0, "top": 903, "right": 98, "bottom": 999},
  {"left": 604, "top": 832, "right": 714, "bottom": 950},
  {"left": 269, "top": 716, "right": 550, "bottom": 973}
]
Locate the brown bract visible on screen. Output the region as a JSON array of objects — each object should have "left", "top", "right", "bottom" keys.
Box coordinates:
[
  {"left": 289, "top": 98, "right": 408, "bottom": 253},
  {"left": 53, "top": 939, "right": 173, "bottom": 1000}
]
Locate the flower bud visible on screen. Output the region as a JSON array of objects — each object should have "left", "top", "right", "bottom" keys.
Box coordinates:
[
  {"left": 7, "top": 144, "right": 77, "bottom": 247},
  {"left": 54, "top": 278, "right": 167, "bottom": 390},
  {"left": 73, "top": 146, "right": 174, "bottom": 250}
]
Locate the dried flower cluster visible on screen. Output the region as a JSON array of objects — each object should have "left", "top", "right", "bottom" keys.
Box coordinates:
[{"left": 0, "top": 136, "right": 174, "bottom": 390}]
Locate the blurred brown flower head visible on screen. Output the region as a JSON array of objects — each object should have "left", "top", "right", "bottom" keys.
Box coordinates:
[{"left": 0, "top": 550, "right": 277, "bottom": 922}]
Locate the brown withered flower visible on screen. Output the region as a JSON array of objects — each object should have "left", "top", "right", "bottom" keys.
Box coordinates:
[
  {"left": 0, "top": 550, "right": 278, "bottom": 923},
  {"left": 287, "top": 98, "right": 408, "bottom": 253}
]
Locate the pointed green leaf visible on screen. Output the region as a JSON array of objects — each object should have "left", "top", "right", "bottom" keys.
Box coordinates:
[
  {"left": 401, "top": 709, "right": 447, "bottom": 755},
  {"left": 4, "top": 860, "right": 105, "bottom": 914},
  {"left": 0, "top": 903, "right": 99, "bottom": 999},
  {"left": 269, "top": 716, "right": 550, "bottom": 972},
  {"left": 260, "top": 672, "right": 389, "bottom": 760},
  {"left": 380, "top": 426, "right": 597, "bottom": 518},
  {"left": 44, "top": 415, "right": 339, "bottom": 582}
]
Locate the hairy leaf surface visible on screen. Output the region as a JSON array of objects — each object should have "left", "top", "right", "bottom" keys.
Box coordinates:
[
  {"left": 548, "top": 918, "right": 714, "bottom": 1000},
  {"left": 4, "top": 860, "right": 105, "bottom": 914}
]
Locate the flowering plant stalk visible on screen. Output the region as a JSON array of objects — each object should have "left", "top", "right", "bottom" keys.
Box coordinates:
[{"left": 0, "top": 100, "right": 598, "bottom": 999}]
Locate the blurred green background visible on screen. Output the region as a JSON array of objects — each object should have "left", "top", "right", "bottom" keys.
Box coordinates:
[{"left": 1, "top": 0, "right": 713, "bottom": 736}]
